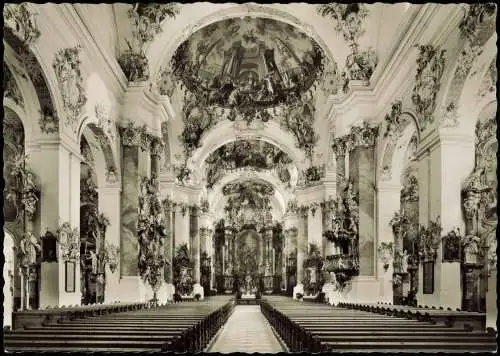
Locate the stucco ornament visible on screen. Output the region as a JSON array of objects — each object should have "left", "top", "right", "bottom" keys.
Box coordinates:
[
  {"left": 383, "top": 100, "right": 404, "bottom": 142},
  {"left": 462, "top": 167, "right": 488, "bottom": 219},
  {"left": 317, "top": 4, "right": 369, "bottom": 44},
  {"left": 56, "top": 222, "right": 80, "bottom": 262},
  {"left": 346, "top": 121, "right": 379, "bottom": 149},
  {"left": 7, "top": 153, "right": 40, "bottom": 221},
  {"left": 411, "top": 45, "right": 446, "bottom": 131},
  {"left": 119, "top": 3, "right": 180, "bottom": 82},
  {"left": 4, "top": 64, "right": 24, "bottom": 107},
  {"left": 38, "top": 106, "right": 59, "bottom": 134},
  {"left": 95, "top": 102, "right": 116, "bottom": 141},
  {"left": 53, "top": 45, "right": 87, "bottom": 131},
  {"left": 439, "top": 102, "right": 460, "bottom": 128},
  {"left": 4, "top": 3, "right": 41, "bottom": 46}
]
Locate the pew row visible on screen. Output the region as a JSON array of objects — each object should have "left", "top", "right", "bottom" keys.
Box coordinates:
[
  {"left": 338, "top": 302, "right": 487, "bottom": 331},
  {"left": 12, "top": 302, "right": 150, "bottom": 330},
  {"left": 4, "top": 297, "right": 234, "bottom": 352},
  {"left": 261, "top": 298, "right": 497, "bottom": 353}
]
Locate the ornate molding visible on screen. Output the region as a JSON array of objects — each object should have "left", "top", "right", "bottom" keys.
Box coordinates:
[
  {"left": 332, "top": 136, "right": 349, "bottom": 157},
  {"left": 4, "top": 3, "right": 41, "bottom": 46},
  {"left": 39, "top": 106, "right": 59, "bottom": 134},
  {"left": 150, "top": 66, "right": 177, "bottom": 96},
  {"left": 346, "top": 121, "right": 379, "bottom": 150},
  {"left": 383, "top": 100, "right": 403, "bottom": 141},
  {"left": 411, "top": 45, "right": 446, "bottom": 131},
  {"left": 95, "top": 102, "right": 115, "bottom": 141},
  {"left": 317, "top": 4, "right": 369, "bottom": 45},
  {"left": 53, "top": 45, "right": 87, "bottom": 131},
  {"left": 7, "top": 153, "right": 40, "bottom": 221},
  {"left": 400, "top": 172, "right": 419, "bottom": 203},
  {"left": 119, "top": 122, "right": 150, "bottom": 149},
  {"left": 105, "top": 166, "right": 118, "bottom": 184},
  {"left": 4, "top": 64, "right": 24, "bottom": 107},
  {"left": 458, "top": 4, "right": 497, "bottom": 44},
  {"left": 439, "top": 102, "right": 460, "bottom": 128},
  {"left": 150, "top": 137, "right": 165, "bottom": 157}
]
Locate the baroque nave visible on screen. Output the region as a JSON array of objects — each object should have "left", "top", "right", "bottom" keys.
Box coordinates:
[{"left": 2, "top": 2, "right": 498, "bottom": 353}]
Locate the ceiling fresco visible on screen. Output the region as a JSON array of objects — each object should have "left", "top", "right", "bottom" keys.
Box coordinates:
[
  {"left": 205, "top": 140, "right": 293, "bottom": 188},
  {"left": 171, "top": 17, "right": 326, "bottom": 110}
]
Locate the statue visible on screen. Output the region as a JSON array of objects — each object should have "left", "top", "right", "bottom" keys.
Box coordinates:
[
  {"left": 265, "top": 262, "right": 272, "bottom": 276},
  {"left": 401, "top": 250, "right": 409, "bottom": 274},
  {"left": 87, "top": 251, "right": 98, "bottom": 274}
]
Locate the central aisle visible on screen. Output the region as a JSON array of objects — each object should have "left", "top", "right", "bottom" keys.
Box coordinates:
[{"left": 207, "top": 305, "right": 285, "bottom": 353}]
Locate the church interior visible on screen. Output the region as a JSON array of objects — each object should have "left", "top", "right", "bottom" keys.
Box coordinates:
[{"left": 2, "top": 2, "right": 498, "bottom": 353}]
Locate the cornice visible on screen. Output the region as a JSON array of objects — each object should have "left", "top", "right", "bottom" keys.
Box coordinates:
[{"left": 57, "top": 5, "right": 127, "bottom": 96}]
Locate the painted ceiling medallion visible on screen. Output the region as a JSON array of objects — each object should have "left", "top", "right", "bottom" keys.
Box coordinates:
[
  {"left": 171, "top": 17, "right": 326, "bottom": 110},
  {"left": 411, "top": 45, "right": 446, "bottom": 132},
  {"left": 4, "top": 3, "right": 41, "bottom": 46},
  {"left": 53, "top": 45, "right": 87, "bottom": 131}
]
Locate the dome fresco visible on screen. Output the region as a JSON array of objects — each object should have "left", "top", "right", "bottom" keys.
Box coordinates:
[{"left": 171, "top": 17, "right": 326, "bottom": 109}]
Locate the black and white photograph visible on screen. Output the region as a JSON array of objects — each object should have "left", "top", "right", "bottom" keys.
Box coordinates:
[{"left": 2, "top": 2, "right": 498, "bottom": 353}]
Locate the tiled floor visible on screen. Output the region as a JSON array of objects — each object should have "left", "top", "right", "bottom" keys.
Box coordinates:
[{"left": 208, "top": 305, "right": 285, "bottom": 353}]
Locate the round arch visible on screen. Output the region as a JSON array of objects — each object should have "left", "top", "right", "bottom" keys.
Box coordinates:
[
  {"left": 147, "top": 3, "right": 338, "bottom": 81},
  {"left": 77, "top": 117, "right": 120, "bottom": 185},
  {"left": 188, "top": 120, "right": 308, "bottom": 172},
  {"left": 378, "top": 110, "right": 420, "bottom": 185}
]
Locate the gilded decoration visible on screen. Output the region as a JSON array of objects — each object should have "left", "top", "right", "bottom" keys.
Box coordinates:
[
  {"left": 204, "top": 140, "right": 293, "bottom": 188},
  {"left": 4, "top": 63, "right": 24, "bottom": 106},
  {"left": 57, "top": 222, "right": 80, "bottom": 262},
  {"left": 171, "top": 17, "right": 326, "bottom": 110},
  {"left": 411, "top": 45, "right": 446, "bottom": 131},
  {"left": 223, "top": 181, "right": 274, "bottom": 229},
  {"left": 53, "top": 45, "right": 87, "bottom": 130},
  {"left": 137, "top": 175, "right": 168, "bottom": 293},
  {"left": 118, "top": 3, "right": 180, "bottom": 82},
  {"left": 4, "top": 3, "right": 41, "bottom": 46}
]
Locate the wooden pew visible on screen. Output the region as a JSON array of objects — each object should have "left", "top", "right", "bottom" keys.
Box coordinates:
[
  {"left": 260, "top": 298, "right": 497, "bottom": 353},
  {"left": 4, "top": 297, "right": 235, "bottom": 353}
]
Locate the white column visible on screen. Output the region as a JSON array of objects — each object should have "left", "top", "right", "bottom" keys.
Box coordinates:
[{"left": 376, "top": 182, "right": 401, "bottom": 303}]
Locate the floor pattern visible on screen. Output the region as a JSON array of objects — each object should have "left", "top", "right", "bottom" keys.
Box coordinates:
[{"left": 207, "top": 305, "right": 285, "bottom": 353}]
